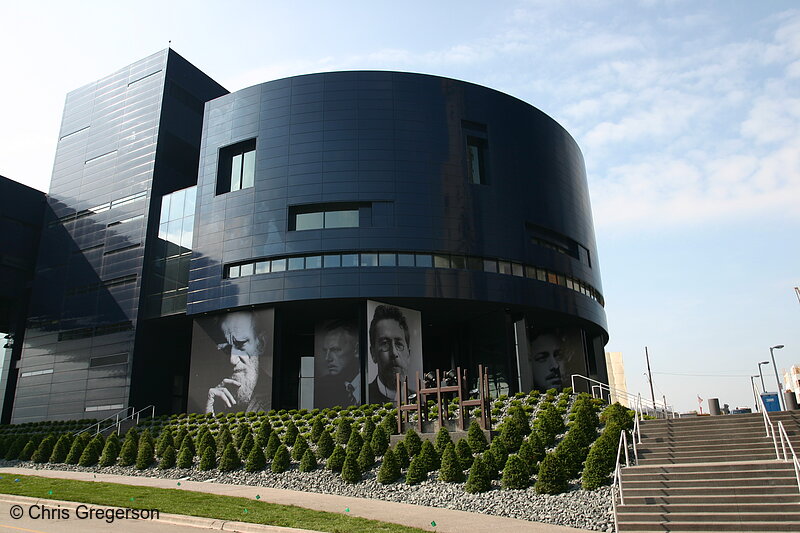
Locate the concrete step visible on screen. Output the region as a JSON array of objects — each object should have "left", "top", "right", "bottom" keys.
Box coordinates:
[
  {"left": 623, "top": 460, "right": 792, "bottom": 474},
  {"left": 622, "top": 468, "right": 792, "bottom": 481},
  {"left": 622, "top": 484, "right": 799, "bottom": 497},
  {"left": 636, "top": 453, "right": 778, "bottom": 464},
  {"left": 636, "top": 440, "right": 779, "bottom": 452},
  {"left": 617, "top": 511, "right": 800, "bottom": 523},
  {"left": 617, "top": 520, "right": 800, "bottom": 531},
  {"left": 622, "top": 476, "right": 797, "bottom": 489},
  {"left": 621, "top": 494, "right": 800, "bottom": 505},
  {"left": 617, "top": 503, "right": 800, "bottom": 515}
]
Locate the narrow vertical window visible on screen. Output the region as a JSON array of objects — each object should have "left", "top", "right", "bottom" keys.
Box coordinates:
[{"left": 463, "top": 121, "right": 488, "bottom": 185}]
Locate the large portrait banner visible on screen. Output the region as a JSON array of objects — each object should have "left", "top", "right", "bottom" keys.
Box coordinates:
[
  {"left": 187, "top": 308, "right": 275, "bottom": 414},
  {"left": 314, "top": 319, "right": 361, "bottom": 409},
  {"left": 366, "top": 300, "right": 423, "bottom": 404},
  {"left": 519, "top": 325, "right": 586, "bottom": 392}
]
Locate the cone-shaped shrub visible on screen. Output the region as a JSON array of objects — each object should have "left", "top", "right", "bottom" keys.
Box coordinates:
[
  {"left": 501, "top": 454, "right": 530, "bottom": 489},
  {"left": 438, "top": 442, "right": 465, "bottom": 483},
  {"left": 199, "top": 446, "right": 216, "bottom": 470},
  {"left": 486, "top": 438, "right": 508, "bottom": 479},
  {"left": 156, "top": 427, "right": 174, "bottom": 457},
  {"left": 175, "top": 428, "right": 188, "bottom": 451},
  {"left": 434, "top": 427, "right": 453, "bottom": 454},
  {"left": 78, "top": 435, "right": 105, "bottom": 466},
  {"left": 326, "top": 446, "right": 346, "bottom": 472},
  {"left": 418, "top": 440, "right": 440, "bottom": 472},
  {"left": 32, "top": 435, "right": 56, "bottom": 464},
  {"left": 316, "top": 429, "right": 334, "bottom": 459},
  {"left": 159, "top": 445, "right": 176, "bottom": 470},
  {"left": 65, "top": 433, "right": 91, "bottom": 464},
  {"left": 177, "top": 444, "right": 194, "bottom": 469},
  {"left": 216, "top": 426, "right": 232, "bottom": 455},
  {"left": 534, "top": 453, "right": 568, "bottom": 494},
  {"left": 19, "top": 438, "right": 37, "bottom": 461},
  {"left": 264, "top": 432, "right": 281, "bottom": 460},
  {"left": 581, "top": 432, "right": 617, "bottom": 490},
  {"left": 181, "top": 434, "right": 196, "bottom": 457},
  {"left": 403, "top": 428, "right": 422, "bottom": 457},
  {"left": 341, "top": 451, "right": 361, "bottom": 483},
  {"left": 271, "top": 444, "right": 290, "bottom": 473},
  {"left": 198, "top": 429, "right": 216, "bottom": 456},
  {"left": 527, "top": 430, "right": 546, "bottom": 464},
  {"left": 405, "top": 453, "right": 427, "bottom": 485},
  {"left": 464, "top": 454, "right": 491, "bottom": 493},
  {"left": 380, "top": 412, "right": 397, "bottom": 435},
  {"left": 361, "top": 417, "right": 376, "bottom": 443},
  {"left": 135, "top": 439, "right": 155, "bottom": 469},
  {"left": 240, "top": 432, "right": 255, "bottom": 459},
  {"left": 139, "top": 429, "right": 154, "bottom": 450},
  {"left": 377, "top": 448, "right": 401, "bottom": 484},
  {"left": 534, "top": 403, "right": 564, "bottom": 447},
  {"left": 283, "top": 421, "right": 299, "bottom": 446},
  {"left": 357, "top": 440, "right": 375, "bottom": 472},
  {"left": 299, "top": 449, "right": 317, "bottom": 472},
  {"left": 219, "top": 442, "right": 241, "bottom": 471},
  {"left": 499, "top": 408, "right": 528, "bottom": 453},
  {"left": 455, "top": 438, "right": 474, "bottom": 470},
  {"left": 345, "top": 430, "right": 363, "bottom": 457},
  {"left": 370, "top": 425, "right": 389, "bottom": 457},
  {"left": 310, "top": 417, "right": 325, "bottom": 443},
  {"left": 291, "top": 434, "right": 309, "bottom": 462},
  {"left": 256, "top": 420, "right": 272, "bottom": 447},
  {"left": 394, "top": 441, "right": 410, "bottom": 469},
  {"left": 245, "top": 443, "right": 266, "bottom": 472},
  {"left": 117, "top": 438, "right": 138, "bottom": 467},
  {"left": 99, "top": 434, "right": 121, "bottom": 467},
  {"left": 555, "top": 433, "right": 586, "bottom": 479},
  {"left": 49, "top": 434, "right": 73, "bottom": 464},
  {"left": 234, "top": 424, "right": 249, "bottom": 448},
  {"left": 335, "top": 418, "right": 352, "bottom": 445},
  {"left": 467, "top": 421, "right": 488, "bottom": 453}
]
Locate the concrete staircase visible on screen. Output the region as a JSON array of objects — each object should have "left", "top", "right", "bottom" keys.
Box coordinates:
[{"left": 615, "top": 411, "right": 800, "bottom": 532}]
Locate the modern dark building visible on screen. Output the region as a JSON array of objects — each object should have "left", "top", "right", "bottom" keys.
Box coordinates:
[{"left": 3, "top": 50, "right": 608, "bottom": 423}]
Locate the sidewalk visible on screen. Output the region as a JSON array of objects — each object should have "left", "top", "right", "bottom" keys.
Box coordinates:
[{"left": 0, "top": 467, "right": 591, "bottom": 533}]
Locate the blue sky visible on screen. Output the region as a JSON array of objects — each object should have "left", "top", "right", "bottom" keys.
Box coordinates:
[{"left": 1, "top": 1, "right": 797, "bottom": 412}]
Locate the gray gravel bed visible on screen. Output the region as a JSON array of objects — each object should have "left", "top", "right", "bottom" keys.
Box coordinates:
[{"left": 5, "top": 459, "right": 614, "bottom": 532}]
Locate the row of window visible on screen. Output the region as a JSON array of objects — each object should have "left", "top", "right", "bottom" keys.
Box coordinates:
[
  {"left": 20, "top": 368, "right": 53, "bottom": 378},
  {"left": 51, "top": 190, "right": 147, "bottom": 226},
  {"left": 64, "top": 274, "right": 137, "bottom": 297},
  {"left": 225, "top": 251, "right": 603, "bottom": 306},
  {"left": 86, "top": 403, "right": 124, "bottom": 413},
  {"left": 57, "top": 321, "right": 133, "bottom": 342}
]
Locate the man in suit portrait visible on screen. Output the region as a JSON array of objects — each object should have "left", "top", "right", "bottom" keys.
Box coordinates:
[
  {"left": 314, "top": 320, "right": 360, "bottom": 408},
  {"left": 368, "top": 304, "right": 411, "bottom": 404}
]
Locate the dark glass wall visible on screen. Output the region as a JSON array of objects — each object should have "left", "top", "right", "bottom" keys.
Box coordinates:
[{"left": 13, "top": 50, "right": 226, "bottom": 423}]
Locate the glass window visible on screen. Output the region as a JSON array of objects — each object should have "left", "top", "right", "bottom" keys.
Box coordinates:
[
  {"left": 166, "top": 219, "right": 182, "bottom": 246},
  {"left": 498, "top": 261, "right": 512, "bottom": 275},
  {"left": 295, "top": 212, "right": 324, "bottom": 230},
  {"left": 183, "top": 187, "right": 197, "bottom": 217},
  {"left": 512, "top": 263, "right": 524, "bottom": 277},
  {"left": 305, "top": 255, "right": 322, "bottom": 269},
  {"left": 397, "top": 253, "right": 415, "bottom": 267},
  {"left": 271, "top": 259, "right": 286, "bottom": 272},
  {"left": 180, "top": 216, "right": 194, "bottom": 249},
  {"left": 324, "top": 254, "right": 341, "bottom": 268},
  {"left": 324, "top": 209, "right": 359, "bottom": 228},
  {"left": 466, "top": 136, "right": 487, "bottom": 184},
  {"left": 360, "top": 253, "right": 377, "bottom": 267},
  {"left": 536, "top": 268, "right": 547, "bottom": 282},
  {"left": 228, "top": 265, "right": 240, "bottom": 278},
  {"left": 230, "top": 154, "right": 242, "bottom": 192},
  {"left": 255, "top": 261, "right": 270, "bottom": 274},
  {"left": 415, "top": 254, "right": 432, "bottom": 267},
  {"left": 450, "top": 255, "right": 466, "bottom": 269},
  {"left": 434, "top": 254, "right": 450, "bottom": 268},
  {"left": 525, "top": 265, "right": 537, "bottom": 278},
  {"left": 547, "top": 272, "right": 558, "bottom": 284},
  {"left": 288, "top": 257, "right": 305, "bottom": 270},
  {"left": 168, "top": 188, "right": 186, "bottom": 221},
  {"left": 158, "top": 222, "right": 168, "bottom": 240},
  {"left": 240, "top": 263, "right": 254, "bottom": 276},
  {"left": 379, "top": 253, "right": 396, "bottom": 266},
  {"left": 341, "top": 253, "right": 359, "bottom": 267},
  {"left": 483, "top": 259, "right": 497, "bottom": 273},
  {"left": 566, "top": 278, "right": 574, "bottom": 290},
  {"left": 242, "top": 150, "right": 255, "bottom": 189},
  {"left": 159, "top": 195, "right": 170, "bottom": 224},
  {"left": 467, "top": 256, "right": 483, "bottom": 271}
]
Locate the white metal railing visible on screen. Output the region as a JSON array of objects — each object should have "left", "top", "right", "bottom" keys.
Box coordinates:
[
  {"left": 75, "top": 406, "right": 134, "bottom": 435},
  {"left": 757, "top": 394, "right": 781, "bottom": 458},
  {"left": 104, "top": 405, "right": 156, "bottom": 435},
  {"left": 612, "top": 429, "right": 633, "bottom": 533},
  {"left": 571, "top": 374, "right": 678, "bottom": 419},
  {"left": 776, "top": 421, "right": 800, "bottom": 494}
]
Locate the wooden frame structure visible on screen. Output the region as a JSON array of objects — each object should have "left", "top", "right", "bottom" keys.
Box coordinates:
[{"left": 395, "top": 365, "right": 491, "bottom": 434}]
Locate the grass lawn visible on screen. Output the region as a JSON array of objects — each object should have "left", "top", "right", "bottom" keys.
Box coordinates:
[{"left": 0, "top": 474, "right": 427, "bottom": 533}]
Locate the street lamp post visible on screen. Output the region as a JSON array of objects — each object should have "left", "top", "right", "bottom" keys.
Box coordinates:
[
  {"left": 750, "top": 375, "right": 760, "bottom": 412},
  {"left": 770, "top": 344, "right": 785, "bottom": 410},
  {"left": 758, "top": 361, "right": 769, "bottom": 394}
]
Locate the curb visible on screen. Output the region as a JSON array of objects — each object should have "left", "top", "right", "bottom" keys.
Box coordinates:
[{"left": 0, "top": 493, "right": 318, "bottom": 533}]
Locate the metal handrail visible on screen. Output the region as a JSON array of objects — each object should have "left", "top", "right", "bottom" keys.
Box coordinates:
[
  {"left": 758, "top": 394, "right": 781, "bottom": 458},
  {"left": 75, "top": 406, "right": 134, "bottom": 435},
  {"left": 776, "top": 421, "right": 800, "bottom": 494},
  {"left": 571, "top": 374, "right": 677, "bottom": 419},
  {"left": 105, "top": 404, "right": 156, "bottom": 435},
  {"left": 612, "top": 429, "right": 632, "bottom": 533}
]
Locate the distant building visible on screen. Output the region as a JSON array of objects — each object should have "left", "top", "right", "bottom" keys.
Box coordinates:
[
  {"left": 782, "top": 365, "right": 800, "bottom": 403},
  {"left": 605, "top": 351, "right": 628, "bottom": 406}
]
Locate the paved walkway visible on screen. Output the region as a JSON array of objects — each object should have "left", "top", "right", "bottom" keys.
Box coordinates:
[{"left": 0, "top": 467, "right": 590, "bottom": 533}]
